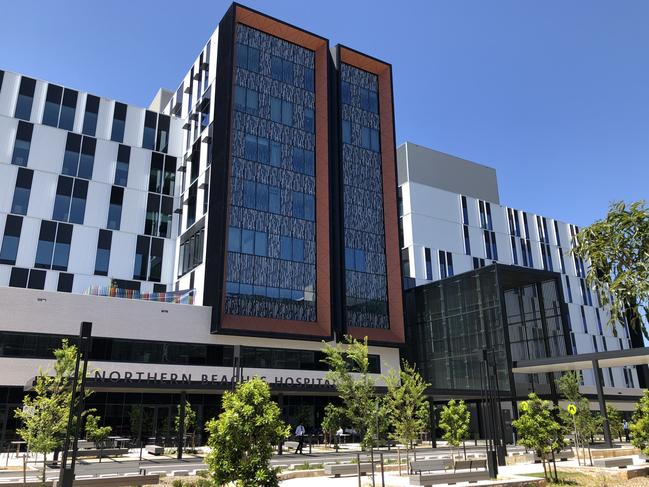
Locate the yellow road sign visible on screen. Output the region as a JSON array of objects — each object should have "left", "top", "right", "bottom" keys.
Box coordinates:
[
  {"left": 567, "top": 404, "right": 577, "bottom": 415},
  {"left": 520, "top": 401, "right": 529, "bottom": 412}
]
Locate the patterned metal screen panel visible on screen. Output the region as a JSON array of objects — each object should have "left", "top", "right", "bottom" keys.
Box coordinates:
[
  {"left": 224, "top": 24, "right": 317, "bottom": 321},
  {"left": 340, "top": 63, "right": 389, "bottom": 329}
]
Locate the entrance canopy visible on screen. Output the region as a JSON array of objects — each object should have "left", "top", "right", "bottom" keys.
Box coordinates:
[{"left": 512, "top": 347, "right": 649, "bottom": 375}]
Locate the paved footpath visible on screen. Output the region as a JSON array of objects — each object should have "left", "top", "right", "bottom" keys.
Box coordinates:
[{"left": 0, "top": 445, "right": 527, "bottom": 483}]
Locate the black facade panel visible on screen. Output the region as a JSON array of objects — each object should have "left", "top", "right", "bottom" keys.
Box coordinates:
[{"left": 205, "top": 4, "right": 236, "bottom": 332}]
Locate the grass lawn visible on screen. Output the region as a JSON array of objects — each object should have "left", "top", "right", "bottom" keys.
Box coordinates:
[{"left": 527, "top": 470, "right": 649, "bottom": 487}]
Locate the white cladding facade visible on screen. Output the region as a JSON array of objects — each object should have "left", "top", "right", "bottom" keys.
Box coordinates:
[
  {"left": 0, "top": 69, "right": 183, "bottom": 294},
  {"left": 398, "top": 142, "right": 640, "bottom": 391}
]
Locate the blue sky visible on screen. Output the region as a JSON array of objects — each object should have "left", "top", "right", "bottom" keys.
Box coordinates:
[{"left": 2, "top": 0, "right": 647, "bottom": 226}]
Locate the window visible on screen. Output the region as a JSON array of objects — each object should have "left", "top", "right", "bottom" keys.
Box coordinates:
[
  {"left": 186, "top": 183, "right": 197, "bottom": 228},
  {"left": 144, "top": 193, "right": 173, "bottom": 238},
  {"left": 15, "top": 77, "right": 36, "bottom": 120},
  {"left": 581, "top": 306, "right": 588, "bottom": 333},
  {"left": 342, "top": 120, "right": 351, "bottom": 144},
  {"left": 94, "top": 230, "right": 112, "bottom": 276},
  {"left": 292, "top": 191, "right": 314, "bottom": 220},
  {"left": 156, "top": 115, "right": 170, "bottom": 153},
  {"left": 111, "top": 102, "right": 127, "bottom": 142},
  {"left": 282, "top": 59, "right": 294, "bottom": 84},
  {"left": 42, "top": 84, "right": 62, "bottom": 127},
  {"left": 236, "top": 43, "right": 259, "bottom": 72},
  {"left": 282, "top": 100, "right": 293, "bottom": 126},
  {"left": 341, "top": 81, "right": 351, "bottom": 104},
  {"left": 461, "top": 196, "right": 469, "bottom": 225},
  {"left": 107, "top": 186, "right": 124, "bottom": 230},
  {"left": 292, "top": 148, "right": 315, "bottom": 176},
  {"left": 133, "top": 235, "right": 149, "bottom": 280},
  {"left": 304, "top": 107, "right": 314, "bottom": 133},
  {"left": 52, "top": 176, "right": 87, "bottom": 224},
  {"left": 558, "top": 248, "right": 566, "bottom": 273},
  {"left": 227, "top": 227, "right": 267, "bottom": 257},
  {"left": 554, "top": 221, "right": 561, "bottom": 246},
  {"left": 143, "top": 110, "right": 157, "bottom": 149},
  {"left": 565, "top": 275, "right": 573, "bottom": 303},
  {"left": 270, "top": 141, "right": 281, "bottom": 167},
  {"left": 439, "top": 251, "right": 454, "bottom": 279},
  {"left": 11, "top": 121, "right": 33, "bottom": 166},
  {"left": 43, "top": 85, "right": 77, "bottom": 130},
  {"left": 483, "top": 230, "right": 498, "bottom": 260},
  {"left": 178, "top": 225, "right": 205, "bottom": 277},
  {"left": 510, "top": 236, "right": 518, "bottom": 265},
  {"left": 35, "top": 221, "right": 72, "bottom": 271},
  {"left": 304, "top": 66, "right": 314, "bottom": 92},
  {"left": 62, "top": 133, "right": 96, "bottom": 179},
  {"left": 473, "top": 257, "right": 485, "bottom": 269},
  {"left": 82, "top": 95, "right": 100, "bottom": 136},
  {"left": 425, "top": 248, "right": 433, "bottom": 280},
  {"left": 278, "top": 235, "right": 305, "bottom": 262},
  {"left": 541, "top": 242, "right": 553, "bottom": 271},
  {"left": 0, "top": 215, "right": 22, "bottom": 265},
  {"left": 11, "top": 168, "right": 33, "bottom": 215},
  {"left": 463, "top": 226, "right": 471, "bottom": 255},
  {"left": 345, "top": 247, "right": 366, "bottom": 272},
  {"left": 9, "top": 268, "right": 29, "bottom": 288},
  {"left": 57, "top": 272, "right": 74, "bottom": 292},
  {"left": 115, "top": 145, "right": 130, "bottom": 186}
]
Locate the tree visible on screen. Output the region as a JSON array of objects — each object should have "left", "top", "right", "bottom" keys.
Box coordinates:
[
  {"left": 85, "top": 414, "right": 112, "bottom": 445},
  {"left": 175, "top": 400, "right": 197, "bottom": 450},
  {"left": 574, "top": 399, "right": 603, "bottom": 465},
  {"left": 607, "top": 405, "right": 623, "bottom": 442},
  {"left": 438, "top": 399, "right": 470, "bottom": 459},
  {"left": 321, "top": 403, "right": 345, "bottom": 447},
  {"left": 572, "top": 200, "right": 649, "bottom": 337},
  {"left": 14, "top": 340, "right": 94, "bottom": 482},
  {"left": 205, "top": 378, "right": 289, "bottom": 487},
  {"left": 321, "top": 336, "right": 379, "bottom": 449},
  {"left": 512, "top": 394, "right": 564, "bottom": 481},
  {"left": 384, "top": 360, "right": 429, "bottom": 461},
  {"left": 630, "top": 390, "right": 649, "bottom": 455}
]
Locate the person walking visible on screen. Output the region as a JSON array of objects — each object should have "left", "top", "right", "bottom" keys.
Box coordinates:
[
  {"left": 623, "top": 419, "right": 630, "bottom": 442},
  {"left": 295, "top": 423, "right": 305, "bottom": 454}
]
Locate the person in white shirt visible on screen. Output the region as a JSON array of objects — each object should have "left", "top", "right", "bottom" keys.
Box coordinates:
[{"left": 295, "top": 423, "right": 305, "bottom": 454}]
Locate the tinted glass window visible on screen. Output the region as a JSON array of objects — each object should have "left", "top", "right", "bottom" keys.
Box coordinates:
[
  {"left": 0, "top": 215, "right": 23, "bottom": 265},
  {"left": 52, "top": 176, "right": 73, "bottom": 222},
  {"left": 15, "top": 77, "right": 36, "bottom": 120},
  {"left": 149, "top": 237, "right": 163, "bottom": 282},
  {"left": 35, "top": 220, "right": 56, "bottom": 269},
  {"left": 107, "top": 186, "right": 123, "bottom": 230},
  {"left": 133, "top": 235, "right": 149, "bottom": 280},
  {"left": 111, "top": 102, "right": 127, "bottom": 142},
  {"left": 27, "top": 269, "right": 46, "bottom": 290},
  {"left": 62, "top": 133, "right": 82, "bottom": 176},
  {"left": 9, "top": 268, "right": 28, "bottom": 288},
  {"left": 52, "top": 223, "right": 72, "bottom": 271},
  {"left": 115, "top": 145, "right": 130, "bottom": 186},
  {"left": 57, "top": 272, "right": 74, "bottom": 292},
  {"left": 156, "top": 115, "right": 170, "bottom": 153},
  {"left": 142, "top": 111, "right": 157, "bottom": 150},
  {"left": 11, "top": 121, "right": 33, "bottom": 166},
  {"left": 94, "top": 230, "right": 112, "bottom": 276},
  {"left": 43, "top": 84, "right": 63, "bottom": 127},
  {"left": 69, "top": 179, "right": 88, "bottom": 224},
  {"left": 82, "top": 95, "right": 100, "bottom": 136},
  {"left": 11, "top": 168, "right": 33, "bottom": 215},
  {"left": 78, "top": 136, "right": 96, "bottom": 179},
  {"left": 59, "top": 89, "right": 78, "bottom": 130}
]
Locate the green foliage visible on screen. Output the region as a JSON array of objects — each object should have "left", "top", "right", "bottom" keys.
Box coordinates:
[
  {"left": 572, "top": 200, "right": 649, "bottom": 336},
  {"left": 630, "top": 390, "right": 649, "bottom": 455},
  {"left": 321, "top": 403, "right": 345, "bottom": 438},
  {"left": 439, "top": 399, "right": 470, "bottom": 457},
  {"left": 175, "top": 400, "right": 197, "bottom": 434},
  {"left": 84, "top": 414, "right": 112, "bottom": 444},
  {"left": 205, "top": 378, "right": 289, "bottom": 487},
  {"left": 14, "top": 340, "right": 95, "bottom": 481},
  {"left": 512, "top": 393, "right": 565, "bottom": 480},
  {"left": 384, "top": 360, "right": 429, "bottom": 448},
  {"left": 607, "top": 405, "right": 623, "bottom": 440},
  {"left": 321, "top": 335, "right": 379, "bottom": 449},
  {"left": 557, "top": 372, "right": 581, "bottom": 404}
]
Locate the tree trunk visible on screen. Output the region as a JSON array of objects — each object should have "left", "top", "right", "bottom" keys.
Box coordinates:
[
  {"left": 588, "top": 444, "right": 593, "bottom": 466},
  {"left": 541, "top": 458, "right": 547, "bottom": 481},
  {"left": 42, "top": 454, "right": 47, "bottom": 484},
  {"left": 551, "top": 451, "right": 558, "bottom": 483}
]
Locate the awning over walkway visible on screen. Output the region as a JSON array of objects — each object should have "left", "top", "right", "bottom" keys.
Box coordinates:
[{"left": 512, "top": 347, "right": 649, "bottom": 374}]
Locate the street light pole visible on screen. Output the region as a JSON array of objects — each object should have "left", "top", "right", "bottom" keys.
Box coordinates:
[{"left": 59, "top": 321, "right": 92, "bottom": 487}]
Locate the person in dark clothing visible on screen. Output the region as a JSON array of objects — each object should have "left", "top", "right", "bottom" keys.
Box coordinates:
[{"left": 295, "top": 423, "right": 305, "bottom": 454}]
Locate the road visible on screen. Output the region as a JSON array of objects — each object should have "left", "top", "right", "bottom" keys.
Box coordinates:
[{"left": 0, "top": 445, "right": 524, "bottom": 482}]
